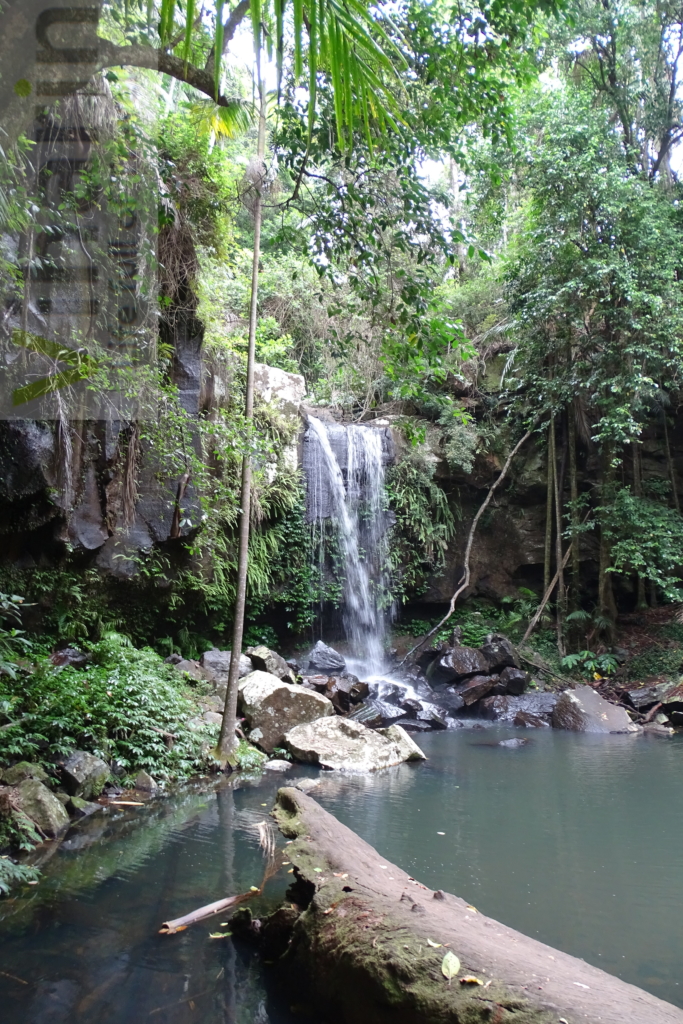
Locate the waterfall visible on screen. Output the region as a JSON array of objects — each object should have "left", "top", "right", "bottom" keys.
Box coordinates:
[{"left": 304, "top": 416, "right": 390, "bottom": 674}]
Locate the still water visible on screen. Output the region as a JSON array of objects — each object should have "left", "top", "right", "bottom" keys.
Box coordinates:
[{"left": 1, "top": 727, "right": 682, "bottom": 1021}]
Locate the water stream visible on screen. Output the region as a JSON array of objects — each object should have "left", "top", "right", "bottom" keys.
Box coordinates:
[{"left": 2, "top": 730, "right": 682, "bottom": 1021}]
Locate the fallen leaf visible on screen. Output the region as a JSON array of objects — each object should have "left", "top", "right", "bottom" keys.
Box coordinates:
[
  {"left": 460, "top": 975, "right": 483, "bottom": 986},
  {"left": 427, "top": 939, "right": 442, "bottom": 948},
  {"left": 261, "top": 803, "right": 268, "bottom": 806},
  {"left": 466, "top": 906, "right": 477, "bottom": 913},
  {"left": 220, "top": 923, "right": 229, "bottom": 927},
  {"left": 282, "top": 862, "right": 290, "bottom": 866},
  {"left": 437, "top": 831, "right": 445, "bottom": 835},
  {"left": 313, "top": 867, "right": 323, "bottom": 873},
  {"left": 250, "top": 886, "right": 259, "bottom": 892},
  {"left": 288, "top": 868, "right": 294, "bottom": 874},
  {"left": 209, "top": 932, "right": 231, "bottom": 939},
  {"left": 441, "top": 951, "right": 460, "bottom": 983}
]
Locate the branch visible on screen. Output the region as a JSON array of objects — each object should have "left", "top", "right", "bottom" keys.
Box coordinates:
[
  {"left": 96, "top": 39, "right": 236, "bottom": 107},
  {"left": 397, "top": 422, "right": 540, "bottom": 668},
  {"left": 204, "top": 0, "right": 250, "bottom": 74}
]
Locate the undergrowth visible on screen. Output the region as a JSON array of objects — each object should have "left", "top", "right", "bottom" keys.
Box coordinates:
[{"left": 0, "top": 633, "right": 214, "bottom": 784}]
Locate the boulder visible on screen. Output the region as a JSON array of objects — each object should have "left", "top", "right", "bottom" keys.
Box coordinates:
[
  {"left": 458, "top": 674, "right": 497, "bottom": 706},
  {"left": 239, "top": 670, "right": 335, "bottom": 753},
  {"left": 624, "top": 680, "right": 678, "bottom": 710},
  {"left": 15, "top": 779, "right": 70, "bottom": 836},
  {"left": 499, "top": 666, "right": 530, "bottom": 695},
  {"left": 285, "top": 717, "right": 426, "bottom": 771},
  {"left": 426, "top": 646, "right": 488, "bottom": 686},
  {"left": 416, "top": 702, "right": 448, "bottom": 729},
  {"left": 135, "top": 770, "right": 159, "bottom": 791},
  {"left": 346, "top": 701, "right": 383, "bottom": 729},
  {"left": 301, "top": 674, "right": 331, "bottom": 693},
  {"left": 61, "top": 751, "right": 110, "bottom": 799},
  {"left": 514, "top": 711, "right": 550, "bottom": 728},
  {"left": 431, "top": 687, "right": 466, "bottom": 716},
  {"left": 394, "top": 719, "right": 433, "bottom": 732},
  {"left": 480, "top": 693, "right": 558, "bottom": 724},
  {"left": 551, "top": 686, "right": 639, "bottom": 733},
  {"left": 264, "top": 759, "right": 293, "bottom": 771},
  {"left": 200, "top": 649, "right": 252, "bottom": 686},
  {"left": 50, "top": 647, "right": 90, "bottom": 669},
  {"left": 247, "top": 646, "right": 296, "bottom": 683},
  {"left": 1, "top": 761, "right": 49, "bottom": 786},
  {"left": 307, "top": 640, "right": 346, "bottom": 675},
  {"left": 68, "top": 796, "right": 102, "bottom": 818},
  {"left": 481, "top": 635, "right": 521, "bottom": 673},
  {"left": 174, "top": 658, "right": 210, "bottom": 683}
]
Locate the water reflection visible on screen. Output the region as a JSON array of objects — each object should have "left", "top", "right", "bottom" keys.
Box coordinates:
[{"left": 0, "top": 731, "right": 682, "bottom": 1017}]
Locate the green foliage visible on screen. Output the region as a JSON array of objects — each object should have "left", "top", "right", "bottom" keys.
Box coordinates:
[
  {"left": 385, "top": 434, "right": 456, "bottom": 603},
  {"left": 234, "top": 739, "right": 268, "bottom": 772},
  {"left": 0, "top": 634, "right": 213, "bottom": 783},
  {"left": 600, "top": 491, "right": 683, "bottom": 602},
  {"left": 560, "top": 650, "right": 618, "bottom": 679},
  {"left": 0, "top": 856, "right": 40, "bottom": 896}
]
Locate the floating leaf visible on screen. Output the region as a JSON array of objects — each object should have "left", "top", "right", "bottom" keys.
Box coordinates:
[
  {"left": 427, "top": 938, "right": 442, "bottom": 948},
  {"left": 209, "top": 932, "right": 232, "bottom": 939},
  {"left": 313, "top": 867, "right": 323, "bottom": 873},
  {"left": 466, "top": 905, "right": 477, "bottom": 913},
  {"left": 441, "top": 951, "right": 460, "bottom": 983},
  {"left": 250, "top": 886, "right": 259, "bottom": 892},
  {"left": 460, "top": 975, "right": 484, "bottom": 985}
]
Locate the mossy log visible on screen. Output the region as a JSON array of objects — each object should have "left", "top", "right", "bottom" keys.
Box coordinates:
[{"left": 255, "top": 787, "right": 683, "bottom": 1024}]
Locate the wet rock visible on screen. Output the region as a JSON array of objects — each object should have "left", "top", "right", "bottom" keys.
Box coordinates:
[
  {"left": 432, "top": 687, "right": 466, "bottom": 716},
  {"left": 416, "top": 643, "right": 448, "bottom": 673},
  {"left": 238, "top": 670, "right": 334, "bottom": 753},
  {"left": 325, "top": 674, "right": 364, "bottom": 714},
  {"left": 480, "top": 693, "right": 558, "bottom": 724},
  {"left": 265, "top": 759, "right": 293, "bottom": 771},
  {"left": 68, "top": 796, "right": 102, "bottom": 818},
  {"left": 300, "top": 674, "right": 331, "bottom": 693},
  {"left": 481, "top": 635, "right": 521, "bottom": 673},
  {"left": 62, "top": 751, "right": 110, "bottom": 799},
  {"left": 514, "top": 711, "right": 550, "bottom": 728},
  {"left": 247, "top": 645, "right": 296, "bottom": 683},
  {"left": 200, "top": 649, "right": 252, "bottom": 687},
  {"left": 426, "top": 646, "right": 488, "bottom": 686},
  {"left": 499, "top": 666, "right": 530, "bottom": 695},
  {"left": 50, "top": 647, "right": 90, "bottom": 669},
  {"left": 625, "top": 680, "right": 678, "bottom": 710},
  {"left": 376, "top": 682, "right": 405, "bottom": 704},
  {"left": 307, "top": 640, "right": 346, "bottom": 675},
  {"left": 286, "top": 659, "right": 300, "bottom": 674},
  {"left": 458, "top": 674, "right": 497, "bottom": 706},
  {"left": 498, "top": 737, "right": 530, "bottom": 748},
  {"left": 552, "top": 686, "right": 639, "bottom": 733},
  {"left": 285, "top": 717, "right": 426, "bottom": 771},
  {"left": 400, "top": 697, "right": 422, "bottom": 718},
  {"left": 1, "top": 761, "right": 49, "bottom": 786},
  {"left": 642, "top": 723, "right": 674, "bottom": 737},
  {"left": 295, "top": 777, "right": 320, "bottom": 792},
  {"left": 372, "top": 698, "right": 407, "bottom": 725},
  {"left": 15, "top": 779, "right": 70, "bottom": 836},
  {"left": 395, "top": 719, "right": 433, "bottom": 732},
  {"left": 416, "top": 702, "right": 448, "bottom": 729},
  {"left": 135, "top": 770, "right": 158, "bottom": 791},
  {"left": 346, "top": 700, "right": 383, "bottom": 729}
]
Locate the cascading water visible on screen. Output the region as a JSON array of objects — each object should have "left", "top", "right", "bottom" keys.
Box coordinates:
[{"left": 304, "top": 416, "right": 390, "bottom": 674}]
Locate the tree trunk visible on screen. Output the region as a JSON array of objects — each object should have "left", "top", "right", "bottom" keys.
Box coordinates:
[
  {"left": 240, "top": 787, "right": 683, "bottom": 1024},
  {"left": 662, "top": 413, "right": 680, "bottom": 513},
  {"left": 598, "top": 450, "right": 618, "bottom": 636},
  {"left": 568, "top": 406, "right": 580, "bottom": 611},
  {"left": 631, "top": 442, "right": 647, "bottom": 610},
  {"left": 552, "top": 417, "right": 566, "bottom": 654},
  {"left": 217, "top": 84, "right": 267, "bottom": 761},
  {"left": 543, "top": 420, "right": 554, "bottom": 597}
]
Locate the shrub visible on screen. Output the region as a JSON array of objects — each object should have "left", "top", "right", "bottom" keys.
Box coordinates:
[{"left": 0, "top": 633, "right": 213, "bottom": 783}]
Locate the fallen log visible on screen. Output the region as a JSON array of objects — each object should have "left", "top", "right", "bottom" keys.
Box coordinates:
[{"left": 247, "top": 787, "right": 683, "bottom": 1024}]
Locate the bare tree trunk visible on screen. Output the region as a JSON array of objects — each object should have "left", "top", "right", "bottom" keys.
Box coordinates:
[
  {"left": 663, "top": 413, "right": 680, "bottom": 513},
  {"left": 598, "top": 448, "right": 617, "bottom": 637},
  {"left": 552, "top": 417, "right": 566, "bottom": 655},
  {"left": 543, "top": 419, "right": 554, "bottom": 596},
  {"left": 218, "top": 84, "right": 266, "bottom": 762},
  {"left": 632, "top": 441, "right": 647, "bottom": 610},
  {"left": 568, "top": 406, "right": 580, "bottom": 610}
]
